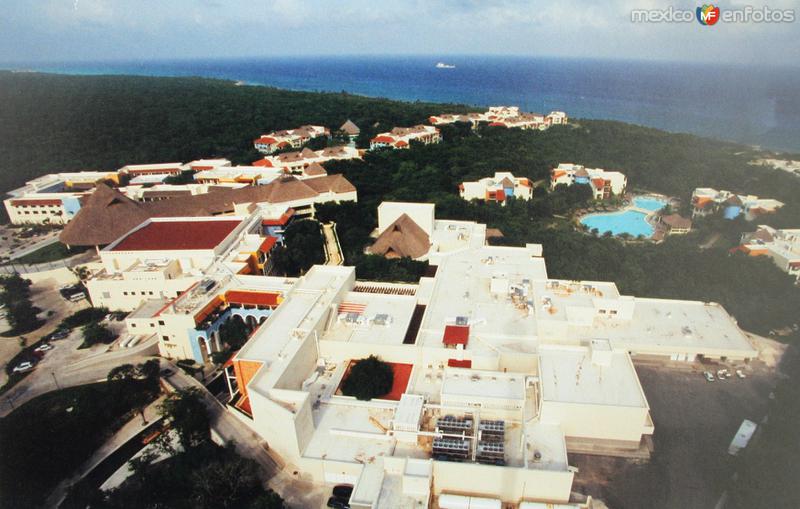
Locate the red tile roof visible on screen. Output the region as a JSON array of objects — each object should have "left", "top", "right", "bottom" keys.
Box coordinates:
[
  {"left": 443, "top": 325, "right": 469, "bottom": 346},
  {"left": 225, "top": 290, "right": 281, "bottom": 307},
  {"left": 372, "top": 135, "right": 395, "bottom": 143},
  {"left": 447, "top": 359, "right": 472, "bottom": 368},
  {"left": 111, "top": 219, "right": 241, "bottom": 251},
  {"left": 258, "top": 236, "right": 278, "bottom": 253},
  {"left": 252, "top": 158, "right": 272, "bottom": 167},
  {"left": 255, "top": 136, "right": 277, "bottom": 145}
]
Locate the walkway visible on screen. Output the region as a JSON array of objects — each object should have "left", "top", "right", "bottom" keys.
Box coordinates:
[{"left": 322, "top": 222, "right": 343, "bottom": 266}]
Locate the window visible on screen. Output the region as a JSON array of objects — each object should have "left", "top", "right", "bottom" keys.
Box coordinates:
[
  {"left": 131, "top": 323, "right": 136, "bottom": 328},
  {"left": 102, "top": 292, "right": 111, "bottom": 299},
  {"left": 162, "top": 335, "right": 170, "bottom": 342},
  {"left": 610, "top": 310, "right": 618, "bottom": 315},
  {"left": 123, "top": 291, "right": 128, "bottom": 296},
  {"left": 158, "top": 320, "right": 165, "bottom": 326},
  {"left": 150, "top": 323, "right": 155, "bottom": 328}
]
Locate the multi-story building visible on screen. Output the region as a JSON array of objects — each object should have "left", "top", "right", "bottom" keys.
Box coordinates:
[
  {"left": 459, "top": 172, "right": 533, "bottom": 204},
  {"left": 549, "top": 163, "right": 627, "bottom": 199},
  {"left": 253, "top": 125, "right": 329, "bottom": 154},
  {"left": 691, "top": 188, "right": 785, "bottom": 221},
  {"left": 82, "top": 199, "right": 757, "bottom": 507},
  {"left": 3, "top": 171, "right": 120, "bottom": 225},
  {"left": 735, "top": 225, "right": 800, "bottom": 282},
  {"left": 370, "top": 126, "right": 441, "bottom": 150},
  {"left": 252, "top": 146, "right": 361, "bottom": 173},
  {"left": 429, "top": 107, "right": 568, "bottom": 131},
  {"left": 59, "top": 174, "right": 357, "bottom": 247},
  {"left": 213, "top": 223, "right": 754, "bottom": 507}
]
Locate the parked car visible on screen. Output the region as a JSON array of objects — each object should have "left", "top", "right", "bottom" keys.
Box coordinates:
[
  {"left": 34, "top": 343, "right": 53, "bottom": 352},
  {"left": 13, "top": 361, "right": 34, "bottom": 373},
  {"left": 736, "top": 369, "right": 747, "bottom": 379},
  {"left": 703, "top": 371, "right": 715, "bottom": 382},
  {"left": 326, "top": 497, "right": 350, "bottom": 509},
  {"left": 332, "top": 485, "right": 353, "bottom": 500},
  {"left": 51, "top": 330, "right": 70, "bottom": 340}
]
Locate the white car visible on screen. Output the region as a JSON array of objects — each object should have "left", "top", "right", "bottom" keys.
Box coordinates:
[
  {"left": 703, "top": 371, "right": 715, "bottom": 382},
  {"left": 34, "top": 343, "right": 53, "bottom": 352},
  {"left": 13, "top": 361, "right": 34, "bottom": 373},
  {"left": 736, "top": 369, "right": 746, "bottom": 379}
]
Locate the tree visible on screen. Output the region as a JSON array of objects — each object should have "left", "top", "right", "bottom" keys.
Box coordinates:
[
  {"left": 269, "top": 220, "right": 325, "bottom": 276},
  {"left": 159, "top": 388, "right": 211, "bottom": 450},
  {"left": 190, "top": 448, "right": 264, "bottom": 509},
  {"left": 82, "top": 322, "right": 114, "bottom": 346},
  {"left": 219, "top": 317, "right": 249, "bottom": 350},
  {"left": 341, "top": 355, "right": 394, "bottom": 401}
]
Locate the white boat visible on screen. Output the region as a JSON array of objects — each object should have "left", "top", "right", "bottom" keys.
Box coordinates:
[{"left": 436, "top": 62, "right": 456, "bottom": 69}]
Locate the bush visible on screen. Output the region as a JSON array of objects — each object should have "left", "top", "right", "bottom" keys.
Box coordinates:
[
  {"left": 341, "top": 355, "right": 394, "bottom": 401},
  {"left": 81, "top": 322, "right": 115, "bottom": 348}
]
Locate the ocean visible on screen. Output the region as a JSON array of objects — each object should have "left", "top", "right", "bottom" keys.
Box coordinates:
[{"left": 8, "top": 55, "right": 800, "bottom": 153}]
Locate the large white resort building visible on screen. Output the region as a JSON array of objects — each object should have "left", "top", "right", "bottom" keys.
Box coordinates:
[
  {"left": 429, "top": 107, "right": 568, "bottom": 130},
  {"left": 78, "top": 200, "right": 757, "bottom": 508},
  {"left": 549, "top": 164, "right": 627, "bottom": 200}
]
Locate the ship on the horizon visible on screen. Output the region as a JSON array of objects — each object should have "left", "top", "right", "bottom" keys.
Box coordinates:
[{"left": 436, "top": 62, "right": 456, "bottom": 69}]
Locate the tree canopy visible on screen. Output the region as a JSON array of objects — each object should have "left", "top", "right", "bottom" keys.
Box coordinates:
[{"left": 341, "top": 355, "right": 394, "bottom": 401}]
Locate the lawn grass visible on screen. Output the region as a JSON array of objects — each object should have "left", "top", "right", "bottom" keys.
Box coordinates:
[
  {"left": 0, "top": 382, "right": 157, "bottom": 509},
  {"left": 12, "top": 242, "right": 89, "bottom": 265}
]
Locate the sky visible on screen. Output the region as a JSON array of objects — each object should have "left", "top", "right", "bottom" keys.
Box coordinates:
[{"left": 0, "top": 0, "right": 798, "bottom": 66}]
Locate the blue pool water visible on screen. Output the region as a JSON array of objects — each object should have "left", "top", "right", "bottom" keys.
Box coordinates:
[
  {"left": 580, "top": 197, "right": 667, "bottom": 237},
  {"left": 633, "top": 196, "right": 667, "bottom": 212}
]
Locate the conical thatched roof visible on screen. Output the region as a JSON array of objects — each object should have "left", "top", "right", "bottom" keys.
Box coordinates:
[
  {"left": 340, "top": 119, "right": 360, "bottom": 135},
  {"left": 59, "top": 184, "right": 152, "bottom": 247},
  {"left": 368, "top": 214, "right": 430, "bottom": 259}
]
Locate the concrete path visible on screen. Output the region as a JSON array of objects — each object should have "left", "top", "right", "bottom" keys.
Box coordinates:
[{"left": 322, "top": 222, "right": 343, "bottom": 266}]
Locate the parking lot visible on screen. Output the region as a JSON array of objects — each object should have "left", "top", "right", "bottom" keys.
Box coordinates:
[{"left": 570, "top": 358, "right": 779, "bottom": 509}]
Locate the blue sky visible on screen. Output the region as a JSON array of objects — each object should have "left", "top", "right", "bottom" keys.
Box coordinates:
[{"left": 0, "top": 0, "right": 798, "bottom": 65}]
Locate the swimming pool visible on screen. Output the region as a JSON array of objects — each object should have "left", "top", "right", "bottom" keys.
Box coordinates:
[
  {"left": 580, "top": 196, "right": 667, "bottom": 237},
  {"left": 633, "top": 196, "right": 668, "bottom": 212}
]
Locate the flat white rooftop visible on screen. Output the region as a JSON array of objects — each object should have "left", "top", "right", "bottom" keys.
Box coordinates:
[
  {"left": 321, "top": 292, "right": 418, "bottom": 345},
  {"left": 417, "top": 246, "right": 547, "bottom": 352},
  {"left": 595, "top": 298, "right": 755, "bottom": 356},
  {"left": 538, "top": 345, "right": 647, "bottom": 408},
  {"left": 441, "top": 368, "right": 526, "bottom": 402},
  {"left": 303, "top": 402, "right": 396, "bottom": 463}
]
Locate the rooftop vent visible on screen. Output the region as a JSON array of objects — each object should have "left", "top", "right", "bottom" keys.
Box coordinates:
[{"left": 455, "top": 316, "right": 469, "bottom": 326}]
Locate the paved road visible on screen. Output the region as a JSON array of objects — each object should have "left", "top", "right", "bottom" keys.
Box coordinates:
[{"left": 0, "top": 333, "right": 158, "bottom": 417}]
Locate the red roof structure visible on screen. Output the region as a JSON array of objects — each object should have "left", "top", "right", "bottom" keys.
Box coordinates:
[
  {"left": 443, "top": 325, "right": 469, "bottom": 346},
  {"left": 224, "top": 290, "right": 281, "bottom": 307},
  {"left": 252, "top": 158, "right": 273, "bottom": 167},
  {"left": 111, "top": 219, "right": 241, "bottom": 251},
  {"left": 447, "top": 359, "right": 472, "bottom": 368},
  {"left": 372, "top": 135, "right": 395, "bottom": 144},
  {"left": 10, "top": 199, "right": 62, "bottom": 207},
  {"left": 258, "top": 236, "right": 278, "bottom": 253}
]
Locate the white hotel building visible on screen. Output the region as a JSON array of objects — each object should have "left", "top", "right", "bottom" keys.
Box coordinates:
[
  {"left": 83, "top": 201, "right": 756, "bottom": 508},
  {"left": 549, "top": 163, "right": 627, "bottom": 200}
]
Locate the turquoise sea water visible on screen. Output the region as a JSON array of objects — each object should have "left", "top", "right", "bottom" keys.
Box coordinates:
[
  {"left": 581, "top": 197, "right": 667, "bottom": 237},
  {"left": 5, "top": 56, "right": 800, "bottom": 152}
]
